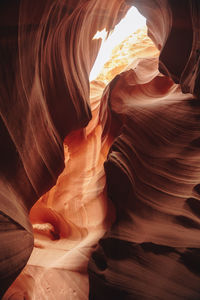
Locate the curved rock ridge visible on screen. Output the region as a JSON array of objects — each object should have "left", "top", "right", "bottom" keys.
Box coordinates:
[
  {"left": 89, "top": 58, "right": 200, "bottom": 299},
  {"left": 130, "top": 0, "right": 200, "bottom": 96},
  {"left": 1, "top": 0, "right": 200, "bottom": 299},
  {"left": 0, "top": 0, "right": 129, "bottom": 226},
  {"left": 0, "top": 0, "right": 128, "bottom": 296}
]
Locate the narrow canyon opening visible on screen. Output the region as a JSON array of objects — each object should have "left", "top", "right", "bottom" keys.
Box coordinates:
[{"left": 90, "top": 6, "right": 158, "bottom": 85}]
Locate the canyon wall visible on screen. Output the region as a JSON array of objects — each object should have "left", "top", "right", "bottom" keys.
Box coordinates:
[{"left": 1, "top": 0, "right": 200, "bottom": 299}]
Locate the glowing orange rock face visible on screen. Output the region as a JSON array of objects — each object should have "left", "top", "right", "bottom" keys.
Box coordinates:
[
  {"left": 28, "top": 15, "right": 158, "bottom": 264},
  {"left": 29, "top": 11, "right": 158, "bottom": 255},
  {"left": 2, "top": 0, "right": 200, "bottom": 299},
  {"left": 4, "top": 24, "right": 159, "bottom": 298}
]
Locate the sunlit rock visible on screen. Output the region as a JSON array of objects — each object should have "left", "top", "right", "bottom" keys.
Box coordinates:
[{"left": 1, "top": 0, "right": 200, "bottom": 299}]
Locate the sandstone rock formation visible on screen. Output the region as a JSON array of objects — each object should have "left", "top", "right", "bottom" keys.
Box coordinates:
[{"left": 1, "top": 0, "right": 200, "bottom": 299}]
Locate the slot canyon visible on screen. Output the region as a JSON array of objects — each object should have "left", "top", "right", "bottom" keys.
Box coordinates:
[{"left": 1, "top": 0, "right": 200, "bottom": 299}]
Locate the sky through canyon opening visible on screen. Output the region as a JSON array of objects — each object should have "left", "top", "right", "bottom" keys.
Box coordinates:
[{"left": 89, "top": 7, "right": 147, "bottom": 83}]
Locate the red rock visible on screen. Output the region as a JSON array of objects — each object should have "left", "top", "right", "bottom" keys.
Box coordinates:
[{"left": 1, "top": 0, "right": 200, "bottom": 299}]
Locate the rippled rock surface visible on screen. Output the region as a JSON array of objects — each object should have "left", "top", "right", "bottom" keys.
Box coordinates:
[
  {"left": 1, "top": 0, "right": 200, "bottom": 299},
  {"left": 89, "top": 58, "right": 200, "bottom": 299}
]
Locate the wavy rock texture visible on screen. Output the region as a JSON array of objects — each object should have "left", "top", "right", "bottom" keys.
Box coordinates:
[
  {"left": 1, "top": 0, "right": 200, "bottom": 299},
  {"left": 89, "top": 58, "right": 200, "bottom": 299},
  {"left": 0, "top": 0, "right": 128, "bottom": 297}
]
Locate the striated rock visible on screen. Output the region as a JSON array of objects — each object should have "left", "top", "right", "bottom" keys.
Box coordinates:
[
  {"left": 1, "top": 0, "right": 200, "bottom": 299},
  {"left": 0, "top": 0, "right": 128, "bottom": 296},
  {"left": 129, "top": 0, "right": 200, "bottom": 96},
  {"left": 89, "top": 58, "right": 200, "bottom": 299}
]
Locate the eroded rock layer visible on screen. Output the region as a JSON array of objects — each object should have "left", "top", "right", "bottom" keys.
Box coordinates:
[
  {"left": 89, "top": 58, "right": 200, "bottom": 299},
  {"left": 1, "top": 0, "right": 200, "bottom": 299}
]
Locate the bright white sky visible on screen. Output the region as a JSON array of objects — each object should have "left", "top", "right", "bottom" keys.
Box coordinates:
[{"left": 89, "top": 7, "right": 146, "bottom": 81}]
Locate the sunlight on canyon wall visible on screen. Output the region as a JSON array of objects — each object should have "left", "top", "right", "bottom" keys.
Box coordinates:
[
  {"left": 89, "top": 6, "right": 146, "bottom": 81},
  {"left": 5, "top": 8, "right": 157, "bottom": 300},
  {"left": 94, "top": 27, "right": 159, "bottom": 84},
  {"left": 1, "top": 0, "right": 200, "bottom": 299}
]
